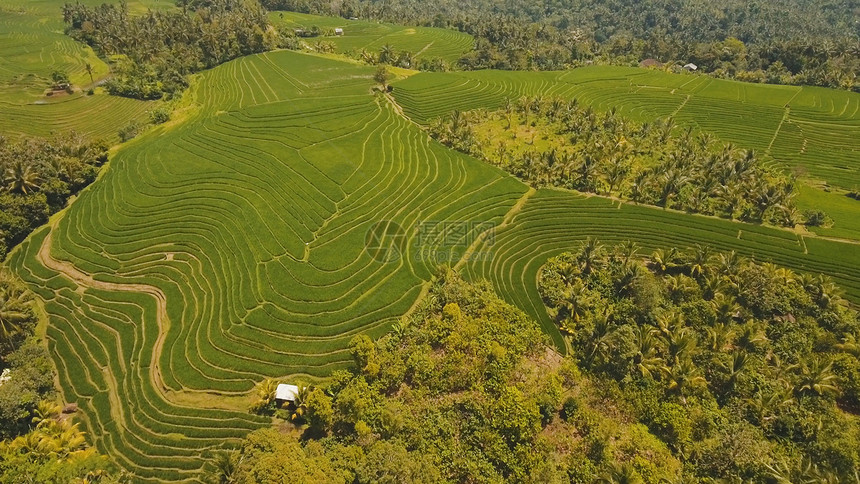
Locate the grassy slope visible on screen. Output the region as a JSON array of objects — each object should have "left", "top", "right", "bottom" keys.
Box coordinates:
[
  {"left": 268, "top": 11, "right": 474, "bottom": 62},
  {"left": 393, "top": 67, "right": 860, "bottom": 239},
  {"left": 7, "top": 50, "right": 525, "bottom": 482},
  {"left": 0, "top": 0, "right": 167, "bottom": 139}
]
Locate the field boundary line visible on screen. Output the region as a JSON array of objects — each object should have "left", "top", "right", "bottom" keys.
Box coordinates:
[
  {"left": 415, "top": 40, "right": 435, "bottom": 57},
  {"left": 670, "top": 95, "right": 691, "bottom": 117},
  {"left": 36, "top": 216, "right": 172, "bottom": 397},
  {"left": 766, "top": 88, "right": 802, "bottom": 155},
  {"left": 454, "top": 187, "right": 535, "bottom": 271}
]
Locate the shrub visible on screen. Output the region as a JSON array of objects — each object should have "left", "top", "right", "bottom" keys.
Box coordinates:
[
  {"left": 149, "top": 107, "right": 171, "bottom": 124},
  {"left": 649, "top": 402, "right": 693, "bottom": 450},
  {"left": 118, "top": 120, "right": 142, "bottom": 142},
  {"left": 561, "top": 396, "right": 579, "bottom": 421},
  {"left": 803, "top": 209, "right": 832, "bottom": 227}
]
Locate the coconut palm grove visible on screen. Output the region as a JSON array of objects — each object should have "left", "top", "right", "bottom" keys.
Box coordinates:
[{"left": 0, "top": 0, "right": 859, "bottom": 482}]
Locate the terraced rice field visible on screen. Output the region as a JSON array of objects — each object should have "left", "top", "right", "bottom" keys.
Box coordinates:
[
  {"left": 6, "top": 48, "right": 860, "bottom": 481},
  {"left": 7, "top": 50, "right": 526, "bottom": 481},
  {"left": 463, "top": 189, "right": 860, "bottom": 350},
  {"left": 0, "top": 0, "right": 172, "bottom": 95},
  {"left": 393, "top": 67, "right": 860, "bottom": 190},
  {"left": 0, "top": 92, "right": 158, "bottom": 140},
  {"left": 0, "top": 0, "right": 104, "bottom": 96},
  {"left": 0, "top": 0, "right": 168, "bottom": 138},
  {"left": 269, "top": 11, "right": 474, "bottom": 62}
]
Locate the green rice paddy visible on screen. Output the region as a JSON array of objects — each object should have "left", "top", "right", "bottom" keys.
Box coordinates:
[
  {"left": 269, "top": 11, "right": 474, "bottom": 62},
  {"left": 3, "top": 8, "right": 859, "bottom": 479}
]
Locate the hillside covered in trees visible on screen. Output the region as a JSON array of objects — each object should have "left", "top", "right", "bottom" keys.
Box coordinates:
[
  {"left": 429, "top": 98, "right": 809, "bottom": 228},
  {"left": 221, "top": 265, "right": 860, "bottom": 483},
  {"left": 265, "top": 0, "right": 859, "bottom": 89},
  {"left": 0, "top": 134, "right": 108, "bottom": 259}
]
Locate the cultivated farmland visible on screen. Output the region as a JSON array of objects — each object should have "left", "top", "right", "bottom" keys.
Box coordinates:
[
  {"left": 0, "top": 92, "right": 158, "bottom": 141},
  {"left": 393, "top": 68, "right": 860, "bottom": 191},
  {"left": 0, "top": 0, "right": 166, "bottom": 138},
  {"left": 7, "top": 50, "right": 526, "bottom": 481},
  {"left": 463, "top": 189, "right": 860, "bottom": 351},
  {"left": 6, "top": 47, "right": 860, "bottom": 483},
  {"left": 269, "top": 11, "right": 474, "bottom": 62},
  {"left": 0, "top": 0, "right": 173, "bottom": 93}
]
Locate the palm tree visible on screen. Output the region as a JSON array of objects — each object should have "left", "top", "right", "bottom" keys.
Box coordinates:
[
  {"left": 685, "top": 244, "right": 712, "bottom": 278},
  {"left": 706, "top": 323, "right": 735, "bottom": 352},
  {"left": 666, "top": 274, "right": 698, "bottom": 302},
  {"left": 649, "top": 248, "right": 670, "bottom": 274},
  {"left": 208, "top": 451, "right": 240, "bottom": 484},
  {"left": 359, "top": 49, "right": 377, "bottom": 64},
  {"left": 84, "top": 62, "right": 94, "bottom": 85},
  {"left": 701, "top": 273, "right": 727, "bottom": 301},
  {"left": 835, "top": 331, "right": 860, "bottom": 358},
  {"left": 658, "top": 169, "right": 689, "bottom": 208},
  {"left": 794, "top": 357, "right": 838, "bottom": 397},
  {"left": 396, "top": 50, "right": 414, "bottom": 68},
  {"left": 576, "top": 237, "right": 604, "bottom": 275},
  {"left": 765, "top": 457, "right": 843, "bottom": 484},
  {"left": 378, "top": 44, "right": 395, "bottom": 64},
  {"left": 0, "top": 275, "right": 34, "bottom": 351},
  {"left": 603, "top": 155, "right": 629, "bottom": 195},
  {"left": 711, "top": 292, "right": 741, "bottom": 324},
  {"left": 31, "top": 400, "right": 62, "bottom": 427},
  {"left": 809, "top": 274, "right": 845, "bottom": 309},
  {"left": 574, "top": 154, "right": 599, "bottom": 192},
  {"left": 614, "top": 264, "right": 642, "bottom": 298},
  {"left": 746, "top": 388, "right": 792, "bottom": 426},
  {"left": 584, "top": 309, "right": 615, "bottom": 367},
  {"left": 4, "top": 160, "right": 41, "bottom": 194},
  {"left": 558, "top": 280, "right": 593, "bottom": 330},
  {"left": 664, "top": 327, "right": 697, "bottom": 365},
  {"left": 630, "top": 325, "right": 664, "bottom": 379},
  {"left": 616, "top": 240, "right": 640, "bottom": 268},
  {"left": 655, "top": 309, "right": 685, "bottom": 338},
  {"left": 598, "top": 463, "right": 643, "bottom": 484},
  {"left": 736, "top": 321, "right": 767, "bottom": 352},
  {"left": 290, "top": 384, "right": 310, "bottom": 421},
  {"left": 389, "top": 321, "right": 408, "bottom": 339},
  {"left": 662, "top": 359, "right": 707, "bottom": 404},
  {"left": 715, "top": 251, "right": 742, "bottom": 279},
  {"left": 722, "top": 350, "right": 749, "bottom": 391},
  {"left": 251, "top": 378, "right": 278, "bottom": 412}
]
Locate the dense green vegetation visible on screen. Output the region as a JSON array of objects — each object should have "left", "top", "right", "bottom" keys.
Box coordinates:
[
  {"left": 0, "top": 133, "right": 108, "bottom": 259},
  {"left": 431, "top": 97, "right": 804, "bottom": 227},
  {"left": 214, "top": 273, "right": 690, "bottom": 483},
  {"left": 0, "top": 0, "right": 107, "bottom": 98},
  {"left": 63, "top": 0, "right": 277, "bottom": 99},
  {"left": 264, "top": 0, "right": 859, "bottom": 89},
  {"left": 5, "top": 50, "right": 525, "bottom": 481},
  {"left": 218, "top": 270, "right": 860, "bottom": 482},
  {"left": 463, "top": 188, "right": 860, "bottom": 351},
  {"left": 539, "top": 240, "right": 860, "bottom": 479},
  {"left": 0, "top": 0, "right": 161, "bottom": 140},
  {"left": 2, "top": 47, "right": 857, "bottom": 481}
]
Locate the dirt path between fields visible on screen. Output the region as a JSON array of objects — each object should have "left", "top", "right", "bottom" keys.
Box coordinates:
[{"left": 37, "top": 216, "right": 251, "bottom": 411}]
